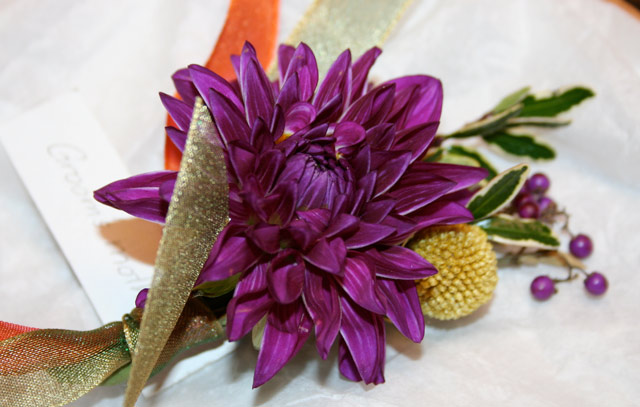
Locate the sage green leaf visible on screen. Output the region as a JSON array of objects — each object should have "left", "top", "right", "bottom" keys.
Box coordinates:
[
  {"left": 424, "top": 148, "right": 444, "bottom": 162},
  {"left": 474, "top": 214, "right": 561, "bottom": 249},
  {"left": 520, "top": 86, "right": 594, "bottom": 117},
  {"left": 193, "top": 273, "right": 240, "bottom": 298},
  {"left": 492, "top": 86, "right": 531, "bottom": 114},
  {"left": 483, "top": 132, "right": 556, "bottom": 160},
  {"left": 467, "top": 163, "right": 529, "bottom": 220},
  {"left": 447, "top": 145, "right": 498, "bottom": 179},
  {"left": 438, "top": 151, "right": 481, "bottom": 167},
  {"left": 446, "top": 103, "right": 522, "bottom": 139},
  {"left": 101, "top": 364, "right": 131, "bottom": 386},
  {"left": 506, "top": 116, "right": 571, "bottom": 128}
]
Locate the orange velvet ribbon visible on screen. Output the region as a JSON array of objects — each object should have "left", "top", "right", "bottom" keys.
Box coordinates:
[{"left": 165, "top": 0, "right": 280, "bottom": 170}]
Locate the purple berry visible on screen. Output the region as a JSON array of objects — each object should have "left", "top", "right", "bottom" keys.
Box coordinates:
[
  {"left": 584, "top": 272, "right": 607, "bottom": 296},
  {"left": 527, "top": 173, "right": 550, "bottom": 193},
  {"left": 531, "top": 276, "right": 555, "bottom": 300},
  {"left": 135, "top": 288, "right": 149, "bottom": 308},
  {"left": 537, "top": 196, "right": 554, "bottom": 213},
  {"left": 569, "top": 234, "right": 593, "bottom": 259},
  {"left": 514, "top": 192, "right": 535, "bottom": 208},
  {"left": 518, "top": 201, "right": 540, "bottom": 219}
]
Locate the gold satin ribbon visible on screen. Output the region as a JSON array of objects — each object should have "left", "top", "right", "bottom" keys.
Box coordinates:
[
  {"left": 0, "top": 299, "right": 224, "bottom": 407},
  {"left": 123, "top": 97, "right": 229, "bottom": 407},
  {"left": 277, "top": 0, "right": 414, "bottom": 78}
]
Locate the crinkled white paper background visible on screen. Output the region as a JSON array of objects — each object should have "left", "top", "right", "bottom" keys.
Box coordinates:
[{"left": 1, "top": 0, "right": 639, "bottom": 406}]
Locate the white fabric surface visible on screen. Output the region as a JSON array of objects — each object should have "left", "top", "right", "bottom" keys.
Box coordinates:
[{"left": 1, "top": 0, "right": 640, "bottom": 406}]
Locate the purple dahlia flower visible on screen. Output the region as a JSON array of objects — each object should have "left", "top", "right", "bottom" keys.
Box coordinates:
[{"left": 95, "top": 42, "right": 487, "bottom": 386}]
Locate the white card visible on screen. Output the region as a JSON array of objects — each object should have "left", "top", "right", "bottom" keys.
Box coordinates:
[{"left": 1, "top": 92, "right": 236, "bottom": 395}]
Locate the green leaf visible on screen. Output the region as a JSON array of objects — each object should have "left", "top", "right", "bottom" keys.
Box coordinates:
[
  {"left": 446, "top": 103, "right": 522, "bottom": 139},
  {"left": 474, "top": 215, "right": 561, "bottom": 249},
  {"left": 447, "top": 146, "right": 498, "bottom": 179},
  {"left": 492, "top": 86, "right": 531, "bottom": 114},
  {"left": 424, "top": 148, "right": 444, "bottom": 162},
  {"left": 483, "top": 132, "right": 556, "bottom": 160},
  {"left": 519, "top": 86, "right": 594, "bottom": 117},
  {"left": 193, "top": 274, "right": 240, "bottom": 298},
  {"left": 506, "top": 116, "right": 571, "bottom": 128},
  {"left": 101, "top": 364, "right": 131, "bottom": 386},
  {"left": 437, "top": 151, "right": 481, "bottom": 167},
  {"left": 467, "top": 163, "right": 529, "bottom": 220}
]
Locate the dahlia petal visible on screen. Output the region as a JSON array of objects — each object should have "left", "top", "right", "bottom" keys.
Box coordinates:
[
  {"left": 304, "top": 238, "right": 343, "bottom": 275},
  {"left": 365, "top": 123, "right": 395, "bottom": 151},
  {"left": 350, "top": 47, "right": 382, "bottom": 101},
  {"left": 338, "top": 338, "right": 363, "bottom": 382},
  {"left": 313, "top": 93, "right": 343, "bottom": 124},
  {"left": 159, "top": 93, "right": 192, "bottom": 131},
  {"left": 208, "top": 89, "right": 251, "bottom": 146},
  {"left": 330, "top": 237, "right": 347, "bottom": 268},
  {"left": 238, "top": 42, "right": 258, "bottom": 74},
  {"left": 351, "top": 144, "right": 371, "bottom": 179},
  {"left": 325, "top": 213, "right": 360, "bottom": 238},
  {"left": 386, "top": 83, "right": 418, "bottom": 126},
  {"left": 373, "top": 151, "right": 412, "bottom": 196},
  {"left": 331, "top": 193, "right": 349, "bottom": 219},
  {"left": 188, "top": 64, "right": 243, "bottom": 111},
  {"left": 298, "top": 170, "right": 330, "bottom": 209},
  {"left": 411, "top": 162, "right": 488, "bottom": 192},
  {"left": 234, "top": 262, "right": 269, "bottom": 296},
  {"left": 255, "top": 150, "right": 285, "bottom": 195},
  {"left": 377, "top": 278, "right": 424, "bottom": 342},
  {"left": 94, "top": 171, "right": 177, "bottom": 223},
  {"left": 343, "top": 83, "right": 395, "bottom": 127},
  {"left": 254, "top": 304, "right": 311, "bottom": 387},
  {"left": 285, "top": 102, "right": 316, "bottom": 133},
  {"left": 302, "top": 268, "right": 341, "bottom": 359},
  {"left": 277, "top": 44, "right": 296, "bottom": 83},
  {"left": 247, "top": 116, "right": 269, "bottom": 152},
  {"left": 165, "top": 126, "right": 186, "bottom": 152},
  {"left": 270, "top": 104, "right": 286, "bottom": 143},
  {"left": 357, "top": 171, "right": 378, "bottom": 203},
  {"left": 387, "top": 174, "right": 456, "bottom": 215},
  {"left": 287, "top": 219, "right": 318, "bottom": 251},
  {"left": 345, "top": 222, "right": 395, "bottom": 249},
  {"left": 392, "top": 122, "right": 439, "bottom": 162},
  {"left": 334, "top": 121, "right": 365, "bottom": 151},
  {"left": 171, "top": 68, "right": 198, "bottom": 105},
  {"left": 158, "top": 178, "right": 176, "bottom": 202},
  {"left": 276, "top": 73, "right": 299, "bottom": 112},
  {"left": 297, "top": 208, "right": 331, "bottom": 232},
  {"left": 314, "top": 49, "right": 351, "bottom": 109},
  {"left": 226, "top": 290, "right": 273, "bottom": 342},
  {"left": 383, "top": 75, "right": 443, "bottom": 129},
  {"left": 339, "top": 297, "right": 386, "bottom": 384},
  {"left": 267, "top": 250, "right": 305, "bottom": 304},
  {"left": 379, "top": 214, "right": 418, "bottom": 244},
  {"left": 366, "top": 246, "right": 437, "bottom": 280},
  {"left": 267, "top": 181, "right": 297, "bottom": 226},
  {"left": 445, "top": 188, "right": 477, "bottom": 206},
  {"left": 412, "top": 200, "right": 475, "bottom": 228},
  {"left": 361, "top": 199, "right": 396, "bottom": 224},
  {"left": 247, "top": 224, "right": 281, "bottom": 254},
  {"left": 284, "top": 43, "right": 318, "bottom": 102},
  {"left": 227, "top": 142, "right": 256, "bottom": 185},
  {"left": 342, "top": 256, "right": 386, "bottom": 314},
  {"left": 198, "top": 235, "right": 262, "bottom": 282},
  {"left": 241, "top": 57, "right": 275, "bottom": 126}
]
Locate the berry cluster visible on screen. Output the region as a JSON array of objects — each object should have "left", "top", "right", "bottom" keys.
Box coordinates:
[
  {"left": 509, "top": 173, "right": 608, "bottom": 300},
  {"left": 513, "top": 173, "right": 555, "bottom": 220}
]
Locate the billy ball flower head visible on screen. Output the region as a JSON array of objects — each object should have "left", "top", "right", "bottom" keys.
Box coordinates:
[{"left": 94, "top": 42, "right": 488, "bottom": 386}]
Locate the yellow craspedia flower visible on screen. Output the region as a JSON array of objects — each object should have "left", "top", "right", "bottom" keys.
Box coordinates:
[{"left": 408, "top": 224, "right": 498, "bottom": 320}]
